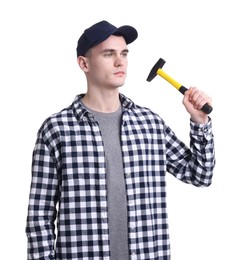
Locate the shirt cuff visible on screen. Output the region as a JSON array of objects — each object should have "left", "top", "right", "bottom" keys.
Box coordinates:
[{"left": 190, "top": 117, "right": 213, "bottom": 140}]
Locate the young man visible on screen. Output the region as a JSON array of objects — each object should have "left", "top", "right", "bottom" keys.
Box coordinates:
[{"left": 26, "top": 20, "right": 215, "bottom": 260}]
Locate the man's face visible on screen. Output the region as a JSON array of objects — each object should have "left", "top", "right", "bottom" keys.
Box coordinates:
[{"left": 85, "top": 35, "right": 129, "bottom": 90}]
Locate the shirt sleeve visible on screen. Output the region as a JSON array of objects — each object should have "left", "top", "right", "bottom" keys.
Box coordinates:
[
  {"left": 165, "top": 118, "right": 215, "bottom": 186},
  {"left": 25, "top": 130, "right": 59, "bottom": 259}
]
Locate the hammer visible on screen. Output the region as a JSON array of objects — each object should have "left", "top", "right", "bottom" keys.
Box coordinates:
[{"left": 146, "top": 58, "right": 213, "bottom": 114}]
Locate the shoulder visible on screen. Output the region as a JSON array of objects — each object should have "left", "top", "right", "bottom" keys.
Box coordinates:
[
  {"left": 37, "top": 94, "right": 86, "bottom": 134},
  {"left": 123, "top": 97, "right": 166, "bottom": 127},
  {"left": 131, "top": 98, "right": 163, "bottom": 121},
  {"left": 37, "top": 103, "right": 75, "bottom": 139},
  {"left": 121, "top": 93, "right": 162, "bottom": 120}
]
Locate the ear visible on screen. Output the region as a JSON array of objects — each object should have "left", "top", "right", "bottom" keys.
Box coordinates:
[{"left": 77, "top": 56, "right": 89, "bottom": 72}]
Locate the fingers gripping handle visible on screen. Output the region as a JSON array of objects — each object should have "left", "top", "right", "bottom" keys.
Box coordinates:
[
  {"left": 157, "top": 69, "right": 213, "bottom": 114},
  {"left": 179, "top": 86, "right": 213, "bottom": 114}
]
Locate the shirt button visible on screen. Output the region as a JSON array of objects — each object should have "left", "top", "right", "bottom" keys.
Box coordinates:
[
  {"left": 102, "top": 218, "right": 107, "bottom": 223},
  {"left": 126, "top": 172, "right": 131, "bottom": 177},
  {"left": 130, "top": 224, "right": 135, "bottom": 230}
]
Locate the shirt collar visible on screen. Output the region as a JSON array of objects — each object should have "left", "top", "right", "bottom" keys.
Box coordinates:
[{"left": 72, "top": 93, "right": 135, "bottom": 121}]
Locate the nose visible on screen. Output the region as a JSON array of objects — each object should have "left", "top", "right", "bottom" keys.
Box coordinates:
[{"left": 114, "top": 55, "right": 124, "bottom": 67}]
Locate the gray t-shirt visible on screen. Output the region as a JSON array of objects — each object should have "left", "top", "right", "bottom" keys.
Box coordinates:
[{"left": 82, "top": 102, "right": 129, "bottom": 259}]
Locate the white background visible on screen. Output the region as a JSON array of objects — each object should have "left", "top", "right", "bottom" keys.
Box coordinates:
[{"left": 1, "top": 0, "right": 239, "bottom": 259}]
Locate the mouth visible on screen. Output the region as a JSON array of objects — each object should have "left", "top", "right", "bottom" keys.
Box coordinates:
[{"left": 114, "top": 71, "right": 125, "bottom": 77}]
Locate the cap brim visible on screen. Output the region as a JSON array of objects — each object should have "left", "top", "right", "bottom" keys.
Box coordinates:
[{"left": 113, "top": 25, "right": 138, "bottom": 44}]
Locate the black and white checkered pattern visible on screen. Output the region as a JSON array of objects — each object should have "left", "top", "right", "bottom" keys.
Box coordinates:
[{"left": 26, "top": 93, "right": 215, "bottom": 260}]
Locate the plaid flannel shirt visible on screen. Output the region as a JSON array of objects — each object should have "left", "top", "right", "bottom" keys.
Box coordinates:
[{"left": 26, "top": 93, "right": 215, "bottom": 260}]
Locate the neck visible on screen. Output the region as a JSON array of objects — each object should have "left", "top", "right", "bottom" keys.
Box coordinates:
[{"left": 82, "top": 88, "right": 121, "bottom": 113}]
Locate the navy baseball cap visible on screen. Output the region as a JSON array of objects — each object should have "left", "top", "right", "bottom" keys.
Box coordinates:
[{"left": 76, "top": 20, "right": 138, "bottom": 57}]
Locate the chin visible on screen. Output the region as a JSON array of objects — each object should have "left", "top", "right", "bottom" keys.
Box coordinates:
[
  {"left": 116, "top": 79, "right": 125, "bottom": 87},
  {"left": 116, "top": 83, "right": 125, "bottom": 88}
]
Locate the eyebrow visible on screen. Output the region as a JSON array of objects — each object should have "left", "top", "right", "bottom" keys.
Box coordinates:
[{"left": 101, "top": 48, "right": 129, "bottom": 54}]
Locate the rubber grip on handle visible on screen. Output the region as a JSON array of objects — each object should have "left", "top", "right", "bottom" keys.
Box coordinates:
[{"left": 179, "top": 86, "right": 213, "bottom": 114}]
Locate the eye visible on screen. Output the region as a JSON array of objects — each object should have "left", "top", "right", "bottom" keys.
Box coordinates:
[
  {"left": 104, "top": 52, "right": 113, "bottom": 57},
  {"left": 121, "top": 51, "right": 129, "bottom": 57}
]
